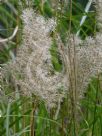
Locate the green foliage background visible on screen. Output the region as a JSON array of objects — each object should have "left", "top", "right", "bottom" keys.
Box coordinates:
[{"left": 0, "top": 0, "right": 102, "bottom": 136}]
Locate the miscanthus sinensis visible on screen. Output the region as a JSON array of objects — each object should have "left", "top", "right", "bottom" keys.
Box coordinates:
[
  {"left": 1, "top": 8, "right": 67, "bottom": 108},
  {"left": 1, "top": 1, "right": 102, "bottom": 108}
]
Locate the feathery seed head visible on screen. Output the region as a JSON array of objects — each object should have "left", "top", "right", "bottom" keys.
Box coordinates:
[
  {"left": 1, "top": 0, "right": 102, "bottom": 108},
  {"left": 1, "top": 8, "right": 67, "bottom": 108}
]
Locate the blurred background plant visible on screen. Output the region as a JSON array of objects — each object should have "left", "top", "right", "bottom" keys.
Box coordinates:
[{"left": 0, "top": 0, "right": 102, "bottom": 136}]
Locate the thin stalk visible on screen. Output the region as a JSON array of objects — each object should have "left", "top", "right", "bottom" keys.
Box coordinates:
[
  {"left": 92, "top": 74, "right": 99, "bottom": 136},
  {"left": 49, "top": 109, "right": 52, "bottom": 136},
  {"left": 67, "top": 0, "right": 77, "bottom": 135},
  {"left": 22, "top": 102, "right": 26, "bottom": 136},
  {"left": 30, "top": 101, "right": 35, "bottom": 136},
  {"left": 41, "top": 0, "right": 44, "bottom": 14},
  {"left": 6, "top": 101, "right": 11, "bottom": 136}
]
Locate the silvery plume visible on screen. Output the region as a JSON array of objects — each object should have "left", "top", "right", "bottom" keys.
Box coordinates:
[
  {"left": 56, "top": 0, "right": 102, "bottom": 101},
  {"left": 1, "top": 0, "right": 102, "bottom": 108},
  {"left": 56, "top": 33, "right": 102, "bottom": 103},
  {"left": 0, "top": 8, "right": 67, "bottom": 108}
]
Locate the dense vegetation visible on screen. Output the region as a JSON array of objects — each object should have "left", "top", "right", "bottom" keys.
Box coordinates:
[{"left": 0, "top": 0, "right": 102, "bottom": 136}]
